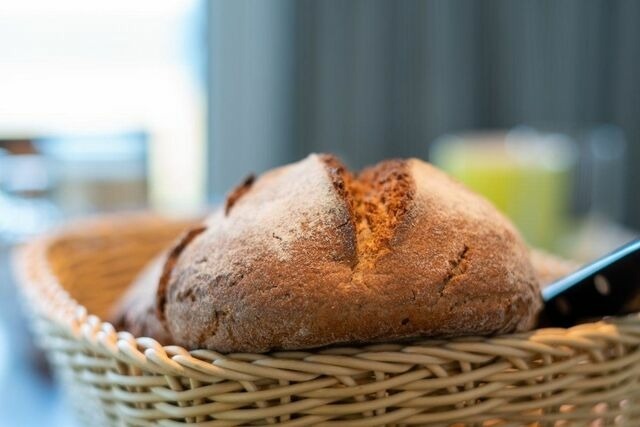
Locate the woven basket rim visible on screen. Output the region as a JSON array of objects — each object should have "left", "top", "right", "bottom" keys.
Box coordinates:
[{"left": 13, "top": 213, "right": 640, "bottom": 381}]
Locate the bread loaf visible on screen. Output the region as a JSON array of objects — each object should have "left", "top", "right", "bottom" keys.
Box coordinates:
[{"left": 120, "top": 154, "right": 537, "bottom": 353}]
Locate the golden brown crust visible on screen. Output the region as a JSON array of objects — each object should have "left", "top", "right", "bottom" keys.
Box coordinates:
[
  {"left": 346, "top": 159, "right": 415, "bottom": 270},
  {"left": 157, "top": 154, "right": 542, "bottom": 352},
  {"left": 109, "top": 252, "right": 172, "bottom": 344}
]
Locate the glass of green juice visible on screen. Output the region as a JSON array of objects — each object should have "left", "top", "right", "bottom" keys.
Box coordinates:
[{"left": 430, "top": 128, "right": 577, "bottom": 251}]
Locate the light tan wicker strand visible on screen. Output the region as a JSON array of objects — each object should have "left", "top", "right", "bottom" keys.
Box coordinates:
[{"left": 12, "top": 214, "right": 640, "bottom": 426}]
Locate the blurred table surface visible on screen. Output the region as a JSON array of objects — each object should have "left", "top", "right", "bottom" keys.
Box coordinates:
[{"left": 0, "top": 244, "right": 78, "bottom": 426}]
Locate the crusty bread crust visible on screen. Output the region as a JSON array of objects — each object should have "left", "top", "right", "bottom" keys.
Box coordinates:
[
  {"left": 155, "top": 154, "right": 541, "bottom": 352},
  {"left": 110, "top": 252, "right": 172, "bottom": 344}
]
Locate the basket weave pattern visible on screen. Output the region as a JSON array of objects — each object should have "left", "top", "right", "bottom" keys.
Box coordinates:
[{"left": 14, "top": 215, "right": 640, "bottom": 426}]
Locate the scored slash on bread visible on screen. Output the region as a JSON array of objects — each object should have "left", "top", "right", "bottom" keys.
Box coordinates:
[
  {"left": 112, "top": 154, "right": 542, "bottom": 353},
  {"left": 325, "top": 156, "right": 415, "bottom": 272},
  {"left": 156, "top": 226, "right": 207, "bottom": 324},
  {"left": 109, "top": 251, "right": 173, "bottom": 344}
]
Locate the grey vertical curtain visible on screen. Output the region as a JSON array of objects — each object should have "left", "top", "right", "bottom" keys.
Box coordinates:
[{"left": 208, "top": 0, "right": 640, "bottom": 227}]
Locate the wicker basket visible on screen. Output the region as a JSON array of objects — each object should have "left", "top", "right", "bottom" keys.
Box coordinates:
[{"left": 13, "top": 214, "right": 640, "bottom": 426}]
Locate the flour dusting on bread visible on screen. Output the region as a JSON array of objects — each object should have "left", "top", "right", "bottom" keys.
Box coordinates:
[{"left": 209, "top": 154, "right": 352, "bottom": 261}]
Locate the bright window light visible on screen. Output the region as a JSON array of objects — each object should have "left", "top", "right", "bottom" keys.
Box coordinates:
[{"left": 0, "top": 0, "right": 206, "bottom": 213}]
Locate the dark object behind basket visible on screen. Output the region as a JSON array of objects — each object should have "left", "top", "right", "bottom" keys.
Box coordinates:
[{"left": 541, "top": 239, "right": 640, "bottom": 327}]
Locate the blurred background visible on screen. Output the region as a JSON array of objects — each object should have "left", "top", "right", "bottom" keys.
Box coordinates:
[{"left": 1, "top": 0, "right": 639, "bottom": 425}]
